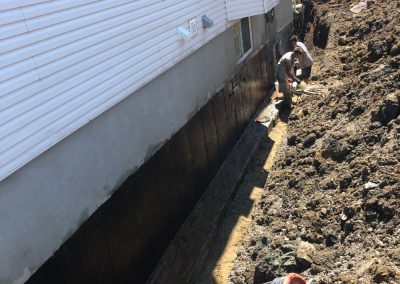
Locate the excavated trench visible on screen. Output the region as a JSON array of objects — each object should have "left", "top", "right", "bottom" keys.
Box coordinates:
[
  {"left": 196, "top": 101, "right": 291, "bottom": 284},
  {"left": 194, "top": 4, "right": 335, "bottom": 283},
  {"left": 150, "top": 5, "right": 330, "bottom": 283}
]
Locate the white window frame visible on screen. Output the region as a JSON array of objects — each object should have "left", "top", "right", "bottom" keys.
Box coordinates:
[{"left": 236, "top": 17, "right": 253, "bottom": 65}]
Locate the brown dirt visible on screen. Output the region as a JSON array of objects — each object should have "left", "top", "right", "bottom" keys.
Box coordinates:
[
  {"left": 197, "top": 107, "right": 288, "bottom": 284},
  {"left": 228, "top": 0, "right": 400, "bottom": 283}
]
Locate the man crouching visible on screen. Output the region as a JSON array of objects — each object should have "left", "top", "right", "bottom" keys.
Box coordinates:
[{"left": 276, "top": 47, "right": 303, "bottom": 109}]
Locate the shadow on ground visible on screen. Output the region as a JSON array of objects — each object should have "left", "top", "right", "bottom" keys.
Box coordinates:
[{"left": 196, "top": 106, "right": 291, "bottom": 284}]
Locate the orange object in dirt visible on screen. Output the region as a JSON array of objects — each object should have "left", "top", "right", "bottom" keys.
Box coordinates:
[{"left": 284, "top": 273, "right": 307, "bottom": 284}]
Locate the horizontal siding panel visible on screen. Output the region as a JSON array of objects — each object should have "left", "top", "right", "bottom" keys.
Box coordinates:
[
  {"left": 0, "top": 0, "right": 218, "bottom": 97},
  {"left": 226, "top": 0, "right": 279, "bottom": 20},
  {"left": 0, "top": 0, "right": 163, "bottom": 56},
  {"left": 0, "top": 30, "right": 171, "bottom": 140},
  {"left": 0, "top": 22, "right": 28, "bottom": 40},
  {"left": 0, "top": 58, "right": 37, "bottom": 84},
  {"left": 0, "top": 0, "right": 236, "bottom": 181},
  {"left": 0, "top": 69, "right": 40, "bottom": 98},
  {"left": 0, "top": 8, "right": 25, "bottom": 26},
  {"left": 0, "top": 0, "right": 224, "bottom": 125},
  {"left": 35, "top": 0, "right": 220, "bottom": 78},
  {"left": 226, "top": 0, "right": 265, "bottom": 20},
  {"left": 24, "top": 1, "right": 129, "bottom": 31},
  {"left": 0, "top": 0, "right": 51, "bottom": 11},
  {"left": 21, "top": 0, "right": 101, "bottom": 18},
  {"left": 0, "top": 43, "right": 163, "bottom": 161}
]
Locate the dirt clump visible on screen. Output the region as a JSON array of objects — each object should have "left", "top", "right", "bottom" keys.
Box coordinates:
[{"left": 228, "top": 0, "right": 400, "bottom": 283}]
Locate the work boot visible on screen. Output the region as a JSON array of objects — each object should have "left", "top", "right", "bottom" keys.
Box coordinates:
[
  {"left": 282, "top": 91, "right": 292, "bottom": 107},
  {"left": 282, "top": 101, "right": 292, "bottom": 110}
]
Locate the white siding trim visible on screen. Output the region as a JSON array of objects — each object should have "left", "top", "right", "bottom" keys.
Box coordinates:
[
  {"left": 225, "top": 0, "right": 279, "bottom": 20},
  {"left": 225, "top": 0, "right": 265, "bottom": 20}
]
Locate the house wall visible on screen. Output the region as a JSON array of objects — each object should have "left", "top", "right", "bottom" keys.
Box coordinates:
[
  {"left": 275, "top": 0, "right": 294, "bottom": 31},
  {"left": 0, "top": 0, "right": 227, "bottom": 182},
  {"left": 0, "top": 0, "right": 278, "bottom": 182},
  {"left": 25, "top": 37, "right": 272, "bottom": 284},
  {"left": 0, "top": 1, "right": 293, "bottom": 283}
]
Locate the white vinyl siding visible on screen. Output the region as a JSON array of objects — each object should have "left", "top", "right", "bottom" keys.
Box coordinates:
[
  {"left": 0, "top": 0, "right": 231, "bottom": 182},
  {"left": 0, "top": 0, "right": 51, "bottom": 11},
  {"left": 225, "top": 0, "right": 279, "bottom": 20}
]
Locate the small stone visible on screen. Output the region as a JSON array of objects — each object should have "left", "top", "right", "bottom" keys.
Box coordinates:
[
  {"left": 338, "top": 36, "right": 348, "bottom": 46},
  {"left": 348, "top": 27, "right": 359, "bottom": 36},
  {"left": 364, "top": 181, "right": 378, "bottom": 189},
  {"left": 296, "top": 241, "right": 316, "bottom": 267},
  {"left": 369, "top": 260, "right": 396, "bottom": 283},
  {"left": 288, "top": 135, "right": 298, "bottom": 146},
  {"left": 325, "top": 234, "right": 338, "bottom": 247},
  {"left": 366, "top": 0, "right": 375, "bottom": 7},
  {"left": 368, "top": 41, "right": 385, "bottom": 62},
  {"left": 339, "top": 175, "right": 352, "bottom": 190},
  {"left": 322, "top": 179, "right": 337, "bottom": 190},
  {"left": 282, "top": 257, "right": 298, "bottom": 271},
  {"left": 322, "top": 138, "right": 351, "bottom": 161},
  {"left": 343, "top": 207, "right": 355, "bottom": 219},
  {"left": 281, "top": 244, "right": 296, "bottom": 253},
  {"left": 390, "top": 45, "right": 400, "bottom": 57},
  {"left": 303, "top": 133, "right": 317, "bottom": 147},
  {"left": 261, "top": 237, "right": 269, "bottom": 245},
  {"left": 370, "top": 93, "right": 400, "bottom": 124}
]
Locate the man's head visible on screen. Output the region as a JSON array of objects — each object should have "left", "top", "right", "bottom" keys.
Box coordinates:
[
  {"left": 292, "top": 47, "right": 303, "bottom": 59},
  {"left": 291, "top": 35, "right": 299, "bottom": 44},
  {"left": 291, "top": 35, "right": 299, "bottom": 49}
]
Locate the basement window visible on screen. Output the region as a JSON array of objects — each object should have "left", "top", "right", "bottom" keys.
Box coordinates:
[{"left": 233, "top": 17, "right": 253, "bottom": 64}]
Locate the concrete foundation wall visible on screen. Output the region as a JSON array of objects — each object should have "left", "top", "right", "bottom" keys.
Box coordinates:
[
  {"left": 0, "top": 2, "right": 293, "bottom": 283},
  {"left": 275, "top": 0, "right": 294, "bottom": 32},
  {"left": 27, "top": 49, "right": 271, "bottom": 284},
  {"left": 27, "top": 26, "right": 293, "bottom": 284}
]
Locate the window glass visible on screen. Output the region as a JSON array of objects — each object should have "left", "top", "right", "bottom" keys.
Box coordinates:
[
  {"left": 233, "top": 23, "right": 243, "bottom": 60},
  {"left": 241, "top": 17, "right": 251, "bottom": 54},
  {"left": 233, "top": 17, "right": 253, "bottom": 62}
]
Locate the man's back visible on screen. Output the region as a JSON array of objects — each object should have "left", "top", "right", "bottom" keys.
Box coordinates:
[{"left": 296, "top": 42, "right": 313, "bottom": 67}]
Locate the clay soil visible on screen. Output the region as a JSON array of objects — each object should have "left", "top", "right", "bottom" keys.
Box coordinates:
[{"left": 228, "top": 0, "right": 400, "bottom": 283}]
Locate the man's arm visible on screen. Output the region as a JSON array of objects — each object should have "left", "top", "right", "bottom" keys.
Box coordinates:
[
  {"left": 301, "top": 50, "right": 307, "bottom": 67},
  {"left": 285, "top": 62, "right": 300, "bottom": 82}
]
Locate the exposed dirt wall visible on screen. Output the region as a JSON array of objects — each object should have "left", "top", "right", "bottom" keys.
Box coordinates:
[{"left": 229, "top": 1, "right": 400, "bottom": 283}]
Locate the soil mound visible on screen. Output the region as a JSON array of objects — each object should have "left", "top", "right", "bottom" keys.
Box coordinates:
[{"left": 229, "top": 1, "right": 400, "bottom": 283}]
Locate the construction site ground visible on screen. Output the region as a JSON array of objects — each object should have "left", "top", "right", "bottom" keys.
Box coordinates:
[{"left": 200, "top": 0, "right": 400, "bottom": 283}]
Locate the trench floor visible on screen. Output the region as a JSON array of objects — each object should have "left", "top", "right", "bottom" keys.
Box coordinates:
[{"left": 196, "top": 94, "right": 290, "bottom": 284}]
